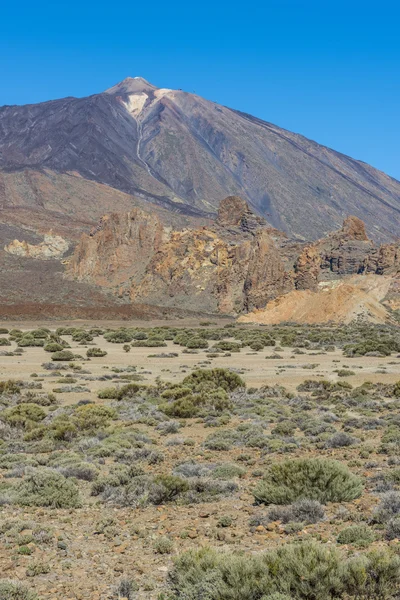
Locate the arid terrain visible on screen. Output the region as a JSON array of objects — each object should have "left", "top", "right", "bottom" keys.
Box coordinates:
[
  {"left": 1, "top": 320, "right": 400, "bottom": 599},
  {"left": 1, "top": 76, "right": 400, "bottom": 324}
]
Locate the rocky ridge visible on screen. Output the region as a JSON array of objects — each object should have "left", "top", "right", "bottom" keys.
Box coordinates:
[
  {"left": 67, "top": 197, "right": 293, "bottom": 315},
  {"left": 67, "top": 196, "right": 400, "bottom": 319},
  {"left": 294, "top": 216, "right": 400, "bottom": 291}
]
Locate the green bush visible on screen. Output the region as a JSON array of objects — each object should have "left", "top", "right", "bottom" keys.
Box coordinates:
[
  {"left": 337, "top": 524, "right": 376, "bottom": 547},
  {"left": 104, "top": 330, "right": 134, "bottom": 343},
  {"left": 344, "top": 339, "right": 399, "bottom": 357},
  {"left": 249, "top": 341, "right": 264, "bottom": 351},
  {"left": 253, "top": 458, "right": 363, "bottom": 505},
  {"left": 121, "top": 474, "right": 190, "bottom": 507},
  {"left": 131, "top": 339, "right": 167, "bottom": 347},
  {"left": 71, "top": 330, "right": 93, "bottom": 342},
  {"left": 98, "top": 387, "right": 120, "bottom": 400},
  {"left": 86, "top": 347, "right": 107, "bottom": 357},
  {"left": 26, "top": 560, "right": 50, "bottom": 577},
  {"left": 44, "top": 342, "right": 64, "bottom": 352},
  {"left": 154, "top": 536, "right": 174, "bottom": 554},
  {"left": 17, "top": 335, "right": 45, "bottom": 347},
  {"left": 0, "top": 338, "right": 11, "bottom": 346},
  {"left": 30, "top": 328, "right": 49, "bottom": 339},
  {"left": 133, "top": 331, "right": 148, "bottom": 340},
  {"left": 73, "top": 404, "right": 116, "bottom": 431},
  {"left": 51, "top": 350, "right": 75, "bottom": 361},
  {"left": 161, "top": 389, "right": 231, "bottom": 419},
  {"left": 159, "top": 369, "right": 243, "bottom": 418},
  {"left": 212, "top": 341, "right": 242, "bottom": 352},
  {"left": 186, "top": 337, "right": 209, "bottom": 349},
  {"left": 0, "top": 380, "right": 22, "bottom": 395},
  {"left": 0, "top": 580, "right": 38, "bottom": 599},
  {"left": 168, "top": 542, "right": 400, "bottom": 600},
  {"left": 3, "top": 404, "right": 46, "bottom": 428},
  {"left": 182, "top": 368, "right": 245, "bottom": 392},
  {"left": 15, "top": 468, "right": 82, "bottom": 508}
]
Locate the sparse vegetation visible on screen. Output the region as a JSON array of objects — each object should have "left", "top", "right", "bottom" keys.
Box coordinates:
[
  {"left": 0, "top": 321, "right": 400, "bottom": 597},
  {"left": 253, "top": 458, "right": 363, "bottom": 505}
]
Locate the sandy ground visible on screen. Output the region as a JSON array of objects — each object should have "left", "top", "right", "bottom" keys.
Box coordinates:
[{"left": 1, "top": 321, "right": 400, "bottom": 400}]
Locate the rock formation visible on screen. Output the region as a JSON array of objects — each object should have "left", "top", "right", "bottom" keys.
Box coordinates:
[
  {"left": 4, "top": 234, "right": 69, "bottom": 260},
  {"left": 67, "top": 198, "right": 400, "bottom": 319},
  {"left": 67, "top": 197, "right": 293, "bottom": 315}
]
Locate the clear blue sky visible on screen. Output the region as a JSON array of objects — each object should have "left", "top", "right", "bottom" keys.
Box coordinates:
[{"left": 1, "top": 0, "right": 399, "bottom": 179}]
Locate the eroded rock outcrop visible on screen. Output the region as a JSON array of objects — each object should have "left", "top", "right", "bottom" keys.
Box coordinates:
[
  {"left": 5, "top": 234, "right": 69, "bottom": 260},
  {"left": 294, "top": 216, "right": 375, "bottom": 289},
  {"left": 67, "top": 199, "right": 400, "bottom": 318},
  {"left": 68, "top": 197, "right": 293, "bottom": 315}
]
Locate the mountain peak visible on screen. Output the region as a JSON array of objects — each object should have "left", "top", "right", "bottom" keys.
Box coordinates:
[{"left": 104, "top": 77, "right": 158, "bottom": 95}]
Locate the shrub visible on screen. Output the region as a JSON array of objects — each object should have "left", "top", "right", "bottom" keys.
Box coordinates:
[
  {"left": 325, "top": 432, "right": 359, "bottom": 448},
  {"left": 71, "top": 330, "right": 93, "bottom": 342},
  {"left": 73, "top": 405, "right": 116, "bottom": 431},
  {"left": 186, "top": 337, "right": 209, "bottom": 349},
  {"left": 212, "top": 463, "right": 246, "bottom": 480},
  {"left": 181, "top": 368, "right": 244, "bottom": 392},
  {"left": 335, "top": 369, "right": 355, "bottom": 377},
  {"left": 120, "top": 474, "right": 189, "bottom": 507},
  {"left": 0, "top": 580, "right": 38, "bottom": 599},
  {"left": 26, "top": 560, "right": 50, "bottom": 577},
  {"left": 115, "top": 383, "right": 141, "bottom": 400},
  {"left": 290, "top": 499, "right": 325, "bottom": 524},
  {"left": 0, "top": 338, "right": 11, "bottom": 346},
  {"left": 344, "top": 339, "right": 399, "bottom": 357},
  {"left": 0, "top": 380, "right": 22, "bottom": 395},
  {"left": 161, "top": 390, "right": 231, "bottom": 419},
  {"left": 113, "top": 579, "right": 138, "bottom": 599},
  {"left": 3, "top": 404, "right": 46, "bottom": 428},
  {"left": 168, "top": 542, "right": 400, "bottom": 600},
  {"left": 212, "top": 341, "right": 242, "bottom": 352},
  {"left": 17, "top": 336, "right": 45, "bottom": 347},
  {"left": 159, "top": 368, "right": 244, "bottom": 418},
  {"left": 250, "top": 341, "right": 264, "bottom": 351},
  {"left": 51, "top": 350, "right": 75, "bottom": 361},
  {"left": 133, "top": 331, "right": 148, "bottom": 340},
  {"left": 337, "top": 524, "right": 376, "bottom": 547},
  {"left": 374, "top": 491, "right": 400, "bottom": 523},
  {"left": 253, "top": 458, "right": 363, "bottom": 505},
  {"left": 98, "top": 387, "right": 119, "bottom": 400},
  {"left": 386, "top": 518, "right": 400, "bottom": 540},
  {"left": 15, "top": 468, "right": 81, "bottom": 508},
  {"left": 44, "top": 342, "right": 64, "bottom": 352},
  {"left": 261, "top": 499, "right": 325, "bottom": 526},
  {"left": 132, "top": 339, "right": 167, "bottom": 347},
  {"left": 59, "top": 463, "right": 98, "bottom": 481},
  {"left": 98, "top": 383, "right": 141, "bottom": 401},
  {"left": 151, "top": 475, "right": 189, "bottom": 502},
  {"left": 86, "top": 348, "right": 107, "bottom": 357},
  {"left": 156, "top": 421, "right": 181, "bottom": 435},
  {"left": 154, "top": 536, "right": 174, "bottom": 554}
]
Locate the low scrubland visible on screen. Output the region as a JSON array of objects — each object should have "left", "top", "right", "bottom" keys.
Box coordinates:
[{"left": 0, "top": 321, "right": 400, "bottom": 598}]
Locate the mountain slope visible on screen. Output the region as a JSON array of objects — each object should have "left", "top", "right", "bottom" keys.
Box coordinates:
[{"left": 1, "top": 76, "right": 400, "bottom": 241}]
